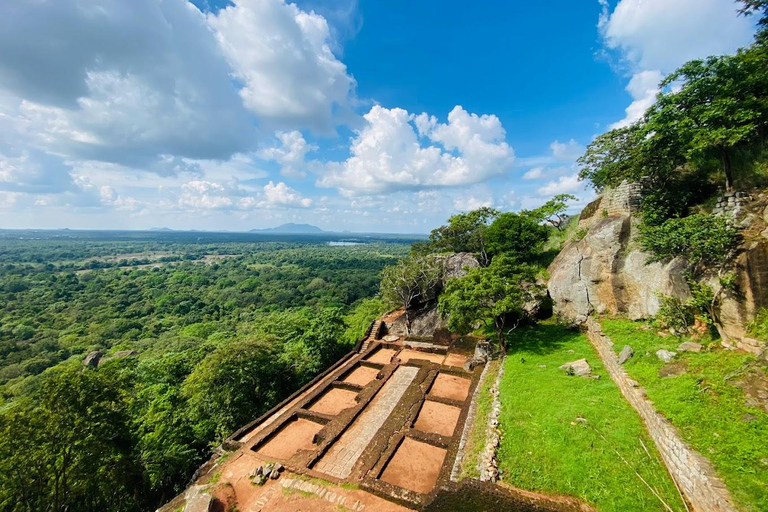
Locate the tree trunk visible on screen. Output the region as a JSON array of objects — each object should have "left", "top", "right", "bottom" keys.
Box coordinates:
[
  {"left": 404, "top": 309, "right": 412, "bottom": 335},
  {"left": 494, "top": 316, "right": 507, "bottom": 353},
  {"left": 722, "top": 149, "right": 734, "bottom": 192}
]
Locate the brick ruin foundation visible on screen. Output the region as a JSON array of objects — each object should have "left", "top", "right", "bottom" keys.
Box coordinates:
[{"left": 161, "top": 313, "right": 595, "bottom": 512}]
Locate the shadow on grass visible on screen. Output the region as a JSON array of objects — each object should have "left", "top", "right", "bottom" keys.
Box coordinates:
[{"left": 506, "top": 323, "right": 583, "bottom": 357}]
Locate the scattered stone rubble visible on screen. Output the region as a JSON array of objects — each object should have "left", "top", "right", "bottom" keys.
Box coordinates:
[
  {"left": 559, "top": 358, "right": 592, "bottom": 377},
  {"left": 678, "top": 341, "right": 703, "bottom": 353},
  {"left": 479, "top": 359, "right": 504, "bottom": 482},
  {"left": 656, "top": 349, "right": 677, "bottom": 363},
  {"left": 713, "top": 191, "right": 750, "bottom": 218},
  {"left": 251, "top": 462, "right": 283, "bottom": 485},
  {"left": 617, "top": 345, "right": 634, "bottom": 365}
]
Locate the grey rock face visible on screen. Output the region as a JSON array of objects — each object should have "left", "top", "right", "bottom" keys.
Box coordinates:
[
  {"left": 678, "top": 341, "right": 703, "bottom": 353},
  {"left": 656, "top": 349, "right": 677, "bottom": 363},
  {"left": 559, "top": 358, "right": 592, "bottom": 377},
  {"left": 618, "top": 345, "right": 634, "bottom": 365},
  {"left": 83, "top": 350, "right": 102, "bottom": 368},
  {"left": 548, "top": 215, "right": 691, "bottom": 325}
]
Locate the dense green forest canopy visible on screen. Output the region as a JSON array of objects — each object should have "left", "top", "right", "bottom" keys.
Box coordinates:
[{"left": 0, "top": 230, "right": 414, "bottom": 511}]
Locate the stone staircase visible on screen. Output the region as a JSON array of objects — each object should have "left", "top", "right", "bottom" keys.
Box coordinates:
[{"left": 359, "top": 320, "right": 383, "bottom": 353}]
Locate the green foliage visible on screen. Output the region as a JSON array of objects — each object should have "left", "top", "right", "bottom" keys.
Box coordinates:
[
  {"left": 485, "top": 211, "right": 550, "bottom": 262},
  {"left": 601, "top": 319, "right": 768, "bottom": 512},
  {"left": 0, "top": 233, "right": 412, "bottom": 510},
  {"left": 182, "top": 337, "right": 288, "bottom": 442},
  {"left": 343, "top": 297, "right": 387, "bottom": 344},
  {"left": 528, "top": 194, "right": 578, "bottom": 230},
  {"left": 577, "top": 33, "right": 768, "bottom": 224},
  {"left": 655, "top": 295, "right": 695, "bottom": 332},
  {"left": 747, "top": 307, "right": 768, "bottom": 340},
  {"left": 648, "top": 52, "right": 768, "bottom": 191},
  {"left": 496, "top": 323, "right": 685, "bottom": 512},
  {"left": 0, "top": 366, "right": 144, "bottom": 511},
  {"left": 577, "top": 126, "right": 646, "bottom": 192},
  {"left": 380, "top": 255, "right": 442, "bottom": 333},
  {"left": 638, "top": 214, "right": 741, "bottom": 268},
  {"left": 439, "top": 256, "right": 541, "bottom": 347},
  {"left": 419, "top": 207, "right": 499, "bottom": 265}
]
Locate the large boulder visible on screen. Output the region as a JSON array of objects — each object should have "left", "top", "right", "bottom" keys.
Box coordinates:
[
  {"left": 83, "top": 350, "right": 103, "bottom": 368},
  {"left": 710, "top": 240, "right": 768, "bottom": 347},
  {"left": 387, "top": 252, "right": 480, "bottom": 338},
  {"left": 548, "top": 216, "right": 691, "bottom": 325}
]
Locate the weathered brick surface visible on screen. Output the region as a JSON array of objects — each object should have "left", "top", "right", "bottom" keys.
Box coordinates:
[
  {"left": 603, "top": 180, "right": 643, "bottom": 216},
  {"left": 585, "top": 319, "right": 738, "bottom": 512},
  {"left": 314, "top": 366, "right": 419, "bottom": 479},
  {"left": 580, "top": 180, "right": 644, "bottom": 228}
]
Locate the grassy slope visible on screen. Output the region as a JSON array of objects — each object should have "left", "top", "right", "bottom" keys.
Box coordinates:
[
  {"left": 496, "top": 322, "right": 685, "bottom": 512},
  {"left": 601, "top": 318, "right": 768, "bottom": 512}
]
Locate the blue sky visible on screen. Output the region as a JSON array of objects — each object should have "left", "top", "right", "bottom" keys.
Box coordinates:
[{"left": 0, "top": 0, "right": 758, "bottom": 232}]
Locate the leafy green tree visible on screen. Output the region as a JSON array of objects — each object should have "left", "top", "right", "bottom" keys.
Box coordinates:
[
  {"left": 485, "top": 212, "right": 550, "bottom": 262},
  {"left": 438, "top": 256, "right": 541, "bottom": 349},
  {"left": 423, "top": 207, "right": 499, "bottom": 265},
  {"left": 381, "top": 256, "right": 443, "bottom": 334},
  {"left": 529, "top": 194, "right": 578, "bottom": 231},
  {"left": 182, "top": 337, "right": 290, "bottom": 442},
  {"left": 646, "top": 53, "right": 768, "bottom": 191},
  {"left": 0, "top": 366, "right": 143, "bottom": 512},
  {"left": 577, "top": 126, "right": 646, "bottom": 192}
]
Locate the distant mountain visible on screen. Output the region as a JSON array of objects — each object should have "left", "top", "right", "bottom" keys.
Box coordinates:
[
  {"left": 251, "top": 223, "right": 324, "bottom": 234},
  {"left": 149, "top": 227, "right": 174, "bottom": 232}
]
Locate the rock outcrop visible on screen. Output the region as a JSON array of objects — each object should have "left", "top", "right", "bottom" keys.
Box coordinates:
[
  {"left": 387, "top": 252, "right": 480, "bottom": 338},
  {"left": 83, "top": 350, "right": 103, "bottom": 368},
  {"left": 548, "top": 216, "right": 691, "bottom": 325},
  {"left": 710, "top": 239, "right": 768, "bottom": 347}
]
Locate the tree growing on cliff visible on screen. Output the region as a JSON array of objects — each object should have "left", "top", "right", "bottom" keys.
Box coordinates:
[
  {"left": 485, "top": 211, "right": 551, "bottom": 262},
  {"left": 438, "top": 256, "right": 542, "bottom": 349},
  {"left": 381, "top": 256, "right": 443, "bottom": 334},
  {"left": 645, "top": 53, "right": 767, "bottom": 192},
  {"left": 419, "top": 207, "right": 499, "bottom": 265},
  {"left": 577, "top": 126, "right": 646, "bottom": 192},
  {"left": 530, "top": 194, "right": 578, "bottom": 231}
]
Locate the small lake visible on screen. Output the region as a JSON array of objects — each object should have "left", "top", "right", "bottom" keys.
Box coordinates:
[{"left": 327, "top": 241, "right": 366, "bottom": 246}]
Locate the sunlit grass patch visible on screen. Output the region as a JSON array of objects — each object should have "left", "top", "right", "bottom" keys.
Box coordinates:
[
  {"left": 601, "top": 318, "right": 768, "bottom": 512},
  {"left": 496, "top": 322, "right": 685, "bottom": 512}
]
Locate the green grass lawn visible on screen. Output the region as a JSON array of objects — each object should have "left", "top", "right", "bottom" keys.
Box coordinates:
[
  {"left": 496, "top": 322, "right": 685, "bottom": 512},
  {"left": 601, "top": 318, "right": 768, "bottom": 512}
]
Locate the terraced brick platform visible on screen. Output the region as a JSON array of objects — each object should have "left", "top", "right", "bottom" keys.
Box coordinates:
[
  {"left": 314, "top": 365, "right": 419, "bottom": 479},
  {"left": 159, "top": 313, "right": 597, "bottom": 512}
]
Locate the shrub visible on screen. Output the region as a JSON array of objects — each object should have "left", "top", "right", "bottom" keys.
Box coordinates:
[
  {"left": 655, "top": 295, "right": 695, "bottom": 332},
  {"left": 639, "top": 214, "right": 740, "bottom": 268}
]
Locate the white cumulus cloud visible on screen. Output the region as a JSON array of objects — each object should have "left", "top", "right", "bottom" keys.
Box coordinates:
[
  {"left": 599, "top": 0, "right": 755, "bottom": 128},
  {"left": 550, "top": 139, "right": 584, "bottom": 161},
  {"left": 262, "top": 181, "right": 313, "bottom": 207},
  {"left": 208, "top": 0, "right": 357, "bottom": 132},
  {"left": 317, "top": 105, "right": 514, "bottom": 195},
  {"left": 259, "top": 131, "right": 318, "bottom": 179},
  {"left": 538, "top": 173, "right": 583, "bottom": 196}
]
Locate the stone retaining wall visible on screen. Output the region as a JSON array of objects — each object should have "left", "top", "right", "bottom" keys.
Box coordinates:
[
  {"left": 585, "top": 319, "right": 738, "bottom": 512},
  {"left": 579, "top": 180, "right": 644, "bottom": 228}
]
